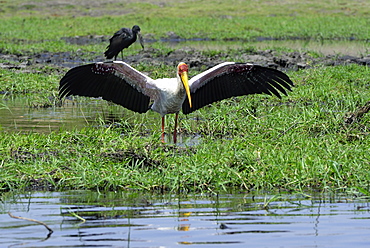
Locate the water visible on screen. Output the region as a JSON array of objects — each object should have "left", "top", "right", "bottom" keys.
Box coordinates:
[
  {"left": 0, "top": 97, "right": 141, "bottom": 133},
  {"left": 1, "top": 191, "right": 369, "bottom": 247},
  {"left": 0, "top": 96, "right": 201, "bottom": 144},
  {"left": 165, "top": 38, "right": 369, "bottom": 57}
]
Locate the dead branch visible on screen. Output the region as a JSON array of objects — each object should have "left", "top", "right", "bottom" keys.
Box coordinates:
[{"left": 8, "top": 212, "right": 53, "bottom": 234}]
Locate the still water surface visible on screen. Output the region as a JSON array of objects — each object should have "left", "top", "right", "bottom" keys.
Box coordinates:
[
  {"left": 0, "top": 97, "right": 144, "bottom": 133},
  {"left": 1, "top": 191, "right": 369, "bottom": 247}
]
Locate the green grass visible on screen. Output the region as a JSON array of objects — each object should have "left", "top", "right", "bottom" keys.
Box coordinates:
[
  {"left": 2, "top": 0, "right": 370, "bottom": 18},
  {"left": 0, "top": 67, "right": 60, "bottom": 94},
  {"left": 0, "top": 0, "right": 369, "bottom": 193},
  {"left": 0, "top": 0, "right": 369, "bottom": 55}
]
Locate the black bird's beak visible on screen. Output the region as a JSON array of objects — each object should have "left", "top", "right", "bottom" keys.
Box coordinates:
[{"left": 138, "top": 32, "right": 144, "bottom": 50}]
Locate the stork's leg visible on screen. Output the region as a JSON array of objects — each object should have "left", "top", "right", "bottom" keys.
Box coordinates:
[
  {"left": 161, "top": 116, "right": 165, "bottom": 143},
  {"left": 173, "top": 113, "right": 179, "bottom": 143},
  {"left": 120, "top": 51, "right": 124, "bottom": 61}
]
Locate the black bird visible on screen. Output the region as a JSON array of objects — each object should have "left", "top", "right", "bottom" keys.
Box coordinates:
[
  {"left": 59, "top": 61, "right": 294, "bottom": 143},
  {"left": 104, "top": 25, "right": 144, "bottom": 60}
]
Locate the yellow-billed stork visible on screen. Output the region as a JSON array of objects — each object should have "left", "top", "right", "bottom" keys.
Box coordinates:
[{"left": 59, "top": 61, "right": 293, "bottom": 143}]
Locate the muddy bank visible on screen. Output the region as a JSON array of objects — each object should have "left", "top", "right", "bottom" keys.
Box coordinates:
[{"left": 1, "top": 39, "right": 370, "bottom": 73}]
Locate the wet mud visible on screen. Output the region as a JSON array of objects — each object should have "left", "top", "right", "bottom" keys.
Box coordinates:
[{"left": 1, "top": 35, "right": 370, "bottom": 74}]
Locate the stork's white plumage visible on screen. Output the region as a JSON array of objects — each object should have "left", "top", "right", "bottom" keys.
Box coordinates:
[{"left": 59, "top": 61, "right": 294, "bottom": 143}]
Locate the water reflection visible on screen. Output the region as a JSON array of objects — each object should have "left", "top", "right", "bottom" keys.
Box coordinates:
[{"left": 0, "top": 191, "right": 369, "bottom": 247}]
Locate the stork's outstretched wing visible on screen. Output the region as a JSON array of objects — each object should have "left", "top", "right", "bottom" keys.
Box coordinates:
[
  {"left": 59, "top": 61, "right": 158, "bottom": 113},
  {"left": 182, "top": 62, "right": 293, "bottom": 114}
]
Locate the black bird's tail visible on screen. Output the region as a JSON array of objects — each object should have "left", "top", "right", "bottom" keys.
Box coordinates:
[{"left": 104, "top": 46, "right": 115, "bottom": 59}]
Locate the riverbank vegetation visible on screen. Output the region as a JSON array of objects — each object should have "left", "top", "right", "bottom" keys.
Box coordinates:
[{"left": 0, "top": 0, "right": 369, "bottom": 193}]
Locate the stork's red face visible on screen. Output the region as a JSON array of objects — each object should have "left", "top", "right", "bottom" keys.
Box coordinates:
[
  {"left": 177, "top": 62, "right": 192, "bottom": 108},
  {"left": 178, "top": 63, "right": 188, "bottom": 74}
]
